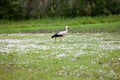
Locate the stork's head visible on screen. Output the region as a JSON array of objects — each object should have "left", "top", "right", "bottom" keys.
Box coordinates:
[{"left": 66, "top": 25, "right": 69, "bottom": 29}]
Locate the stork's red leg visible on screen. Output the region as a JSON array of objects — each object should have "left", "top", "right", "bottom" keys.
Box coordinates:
[{"left": 54, "top": 37, "right": 56, "bottom": 43}]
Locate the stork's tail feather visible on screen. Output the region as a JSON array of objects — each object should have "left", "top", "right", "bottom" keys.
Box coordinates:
[
  {"left": 51, "top": 36, "right": 54, "bottom": 38},
  {"left": 51, "top": 33, "right": 57, "bottom": 38}
]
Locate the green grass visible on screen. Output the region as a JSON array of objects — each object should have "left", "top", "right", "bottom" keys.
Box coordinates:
[
  {"left": 0, "top": 33, "right": 120, "bottom": 80},
  {"left": 0, "top": 15, "right": 120, "bottom": 33},
  {"left": 0, "top": 15, "right": 120, "bottom": 79}
]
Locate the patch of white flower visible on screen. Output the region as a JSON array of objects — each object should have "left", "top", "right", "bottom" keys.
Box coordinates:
[
  {"left": 56, "top": 53, "right": 67, "bottom": 58},
  {"left": 0, "top": 33, "right": 120, "bottom": 59}
]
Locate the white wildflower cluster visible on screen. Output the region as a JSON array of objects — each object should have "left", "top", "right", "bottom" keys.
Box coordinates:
[
  {"left": 0, "top": 33, "right": 120, "bottom": 60},
  {"left": 58, "top": 65, "right": 87, "bottom": 77}
]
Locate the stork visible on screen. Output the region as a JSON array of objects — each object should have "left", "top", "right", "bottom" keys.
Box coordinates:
[{"left": 51, "top": 26, "right": 68, "bottom": 43}]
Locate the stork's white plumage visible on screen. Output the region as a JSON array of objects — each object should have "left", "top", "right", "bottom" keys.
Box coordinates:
[{"left": 51, "top": 26, "right": 68, "bottom": 42}]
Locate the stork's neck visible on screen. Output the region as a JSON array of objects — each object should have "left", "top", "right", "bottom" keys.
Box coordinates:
[{"left": 66, "top": 28, "right": 68, "bottom": 32}]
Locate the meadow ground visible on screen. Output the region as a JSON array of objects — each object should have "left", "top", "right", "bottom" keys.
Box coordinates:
[{"left": 0, "top": 33, "right": 120, "bottom": 80}]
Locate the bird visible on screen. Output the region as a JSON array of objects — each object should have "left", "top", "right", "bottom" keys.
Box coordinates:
[{"left": 51, "top": 26, "right": 68, "bottom": 43}]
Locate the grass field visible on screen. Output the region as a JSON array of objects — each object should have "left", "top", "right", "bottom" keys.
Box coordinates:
[
  {"left": 0, "top": 15, "right": 120, "bottom": 80},
  {"left": 0, "top": 15, "right": 120, "bottom": 33},
  {"left": 0, "top": 33, "right": 120, "bottom": 80}
]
